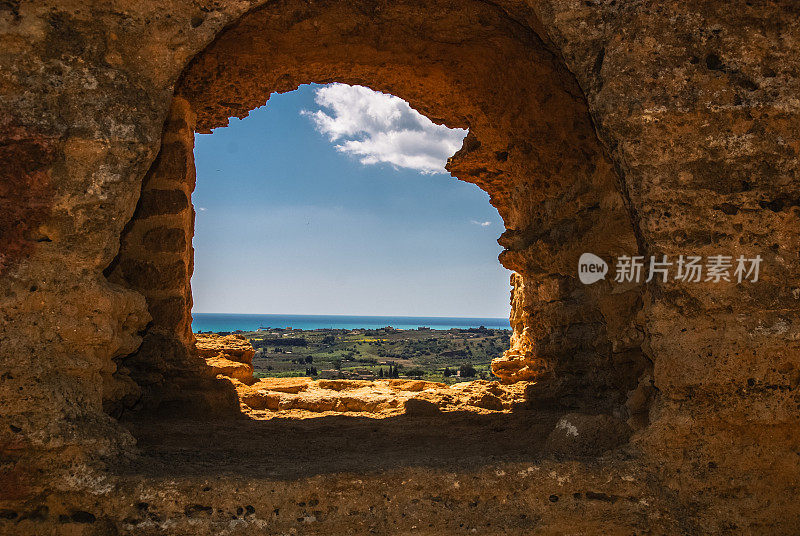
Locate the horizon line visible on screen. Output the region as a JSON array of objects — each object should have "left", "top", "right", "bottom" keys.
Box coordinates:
[{"left": 192, "top": 312, "right": 509, "bottom": 320}]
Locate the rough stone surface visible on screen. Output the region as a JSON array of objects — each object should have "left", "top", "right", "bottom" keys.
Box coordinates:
[
  {"left": 1, "top": 0, "right": 799, "bottom": 533},
  {"left": 232, "top": 375, "right": 526, "bottom": 417},
  {"left": 196, "top": 333, "right": 257, "bottom": 384},
  {"left": 196, "top": 333, "right": 255, "bottom": 365},
  {"left": 545, "top": 413, "right": 632, "bottom": 458}
]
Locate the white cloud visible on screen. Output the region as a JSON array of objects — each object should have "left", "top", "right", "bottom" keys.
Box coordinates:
[
  {"left": 471, "top": 220, "right": 492, "bottom": 227},
  {"left": 198, "top": 207, "right": 208, "bottom": 212},
  {"left": 302, "top": 84, "right": 467, "bottom": 174}
]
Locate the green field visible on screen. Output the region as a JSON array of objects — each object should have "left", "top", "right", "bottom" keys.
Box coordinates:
[{"left": 204, "top": 326, "right": 510, "bottom": 384}]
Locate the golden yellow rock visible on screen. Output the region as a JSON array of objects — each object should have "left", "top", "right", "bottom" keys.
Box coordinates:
[
  {"left": 196, "top": 333, "right": 255, "bottom": 384},
  {"left": 195, "top": 333, "right": 254, "bottom": 364},
  {"left": 236, "top": 374, "right": 526, "bottom": 418}
]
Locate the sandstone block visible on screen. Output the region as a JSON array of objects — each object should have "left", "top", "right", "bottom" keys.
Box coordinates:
[
  {"left": 249, "top": 377, "right": 310, "bottom": 393},
  {"left": 142, "top": 227, "right": 187, "bottom": 252},
  {"left": 470, "top": 393, "right": 504, "bottom": 411},
  {"left": 137, "top": 189, "right": 189, "bottom": 218},
  {"left": 404, "top": 398, "right": 441, "bottom": 416}
]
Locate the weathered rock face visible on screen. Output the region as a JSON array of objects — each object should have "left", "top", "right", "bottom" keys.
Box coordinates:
[
  {"left": 1, "top": 0, "right": 799, "bottom": 533},
  {"left": 196, "top": 333, "right": 256, "bottom": 384},
  {"left": 196, "top": 334, "right": 254, "bottom": 363},
  {"left": 234, "top": 375, "right": 527, "bottom": 417}
]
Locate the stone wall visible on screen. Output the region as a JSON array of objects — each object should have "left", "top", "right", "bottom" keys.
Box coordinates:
[
  {"left": 1, "top": 0, "right": 799, "bottom": 533},
  {"left": 103, "top": 96, "right": 238, "bottom": 417},
  {"left": 530, "top": 1, "right": 800, "bottom": 528}
]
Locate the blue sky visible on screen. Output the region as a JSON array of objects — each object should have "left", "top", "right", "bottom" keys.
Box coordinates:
[{"left": 191, "top": 83, "right": 510, "bottom": 317}]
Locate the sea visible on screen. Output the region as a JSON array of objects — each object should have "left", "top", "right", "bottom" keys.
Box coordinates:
[{"left": 192, "top": 313, "right": 510, "bottom": 332}]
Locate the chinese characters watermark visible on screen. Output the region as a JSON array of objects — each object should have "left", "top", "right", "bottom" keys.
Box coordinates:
[{"left": 578, "top": 252, "right": 762, "bottom": 285}]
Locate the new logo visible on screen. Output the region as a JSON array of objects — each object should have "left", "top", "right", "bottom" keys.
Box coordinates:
[{"left": 578, "top": 253, "right": 608, "bottom": 284}]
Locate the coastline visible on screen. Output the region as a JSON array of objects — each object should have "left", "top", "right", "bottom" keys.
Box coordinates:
[{"left": 192, "top": 312, "right": 511, "bottom": 332}]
